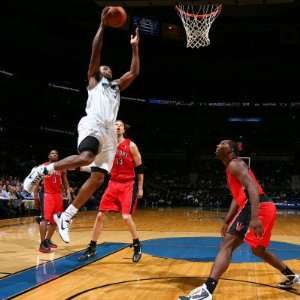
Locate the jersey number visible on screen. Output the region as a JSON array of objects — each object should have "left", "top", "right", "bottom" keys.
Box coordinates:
[{"left": 116, "top": 158, "right": 123, "bottom": 166}]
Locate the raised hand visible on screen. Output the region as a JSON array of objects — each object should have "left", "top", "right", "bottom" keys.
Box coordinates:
[
  {"left": 130, "top": 27, "right": 140, "bottom": 46},
  {"left": 101, "top": 6, "right": 110, "bottom": 27}
]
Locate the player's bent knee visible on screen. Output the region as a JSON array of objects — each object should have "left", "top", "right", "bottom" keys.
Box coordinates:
[
  {"left": 79, "top": 151, "right": 95, "bottom": 165},
  {"left": 122, "top": 214, "right": 131, "bottom": 221},
  {"left": 90, "top": 172, "right": 105, "bottom": 185},
  {"left": 221, "top": 234, "right": 240, "bottom": 250},
  {"left": 96, "top": 212, "right": 105, "bottom": 220}
]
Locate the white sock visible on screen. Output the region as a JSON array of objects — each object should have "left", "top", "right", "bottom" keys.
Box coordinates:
[
  {"left": 45, "top": 163, "right": 55, "bottom": 174},
  {"left": 64, "top": 204, "right": 78, "bottom": 221}
]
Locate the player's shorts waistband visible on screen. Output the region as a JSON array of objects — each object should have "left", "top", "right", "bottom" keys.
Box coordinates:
[
  {"left": 41, "top": 191, "right": 62, "bottom": 195},
  {"left": 110, "top": 179, "right": 135, "bottom": 184}
]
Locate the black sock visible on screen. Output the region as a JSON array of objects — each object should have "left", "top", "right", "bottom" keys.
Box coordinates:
[
  {"left": 133, "top": 238, "right": 140, "bottom": 246},
  {"left": 282, "top": 266, "right": 295, "bottom": 277},
  {"left": 90, "top": 240, "right": 97, "bottom": 248},
  {"left": 205, "top": 277, "right": 218, "bottom": 294}
]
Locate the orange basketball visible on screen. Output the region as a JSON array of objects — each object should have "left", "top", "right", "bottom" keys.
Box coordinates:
[{"left": 105, "top": 6, "right": 127, "bottom": 28}]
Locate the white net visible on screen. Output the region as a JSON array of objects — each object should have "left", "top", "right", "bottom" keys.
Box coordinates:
[
  {"left": 176, "top": 2, "right": 222, "bottom": 48},
  {"left": 240, "top": 156, "right": 251, "bottom": 168}
]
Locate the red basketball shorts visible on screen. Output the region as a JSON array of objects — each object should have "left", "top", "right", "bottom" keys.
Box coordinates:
[
  {"left": 228, "top": 201, "right": 276, "bottom": 249},
  {"left": 99, "top": 180, "right": 137, "bottom": 215},
  {"left": 43, "top": 193, "right": 63, "bottom": 224},
  {"left": 245, "top": 202, "right": 277, "bottom": 248}
]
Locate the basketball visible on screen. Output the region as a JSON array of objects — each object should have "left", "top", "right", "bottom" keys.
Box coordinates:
[{"left": 105, "top": 6, "right": 127, "bottom": 28}]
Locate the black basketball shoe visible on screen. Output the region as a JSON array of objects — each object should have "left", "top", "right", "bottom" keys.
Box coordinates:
[
  {"left": 278, "top": 274, "right": 300, "bottom": 289},
  {"left": 131, "top": 242, "right": 142, "bottom": 263},
  {"left": 78, "top": 243, "right": 96, "bottom": 261}
]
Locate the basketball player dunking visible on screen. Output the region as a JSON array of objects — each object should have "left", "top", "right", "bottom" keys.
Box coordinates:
[
  {"left": 79, "top": 120, "right": 144, "bottom": 262},
  {"left": 179, "top": 140, "right": 300, "bottom": 300},
  {"left": 23, "top": 7, "right": 140, "bottom": 243}
]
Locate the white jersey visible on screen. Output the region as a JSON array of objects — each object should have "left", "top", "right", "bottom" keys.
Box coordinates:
[{"left": 85, "top": 77, "right": 120, "bottom": 127}]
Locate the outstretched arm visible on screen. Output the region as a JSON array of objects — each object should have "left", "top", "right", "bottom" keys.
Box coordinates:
[
  {"left": 87, "top": 7, "right": 109, "bottom": 87},
  {"left": 130, "top": 141, "right": 144, "bottom": 199},
  {"left": 116, "top": 28, "right": 140, "bottom": 91},
  {"left": 228, "top": 160, "right": 263, "bottom": 237}
]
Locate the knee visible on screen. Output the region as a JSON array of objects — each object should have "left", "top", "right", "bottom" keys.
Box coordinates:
[
  {"left": 122, "top": 214, "right": 131, "bottom": 221},
  {"left": 252, "top": 246, "right": 265, "bottom": 257},
  {"left": 79, "top": 151, "right": 95, "bottom": 165},
  {"left": 90, "top": 172, "right": 105, "bottom": 186},
  {"left": 96, "top": 212, "right": 105, "bottom": 222},
  {"left": 220, "top": 235, "right": 240, "bottom": 252}
]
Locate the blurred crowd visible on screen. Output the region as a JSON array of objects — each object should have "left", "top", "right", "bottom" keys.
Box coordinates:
[
  {"left": 0, "top": 176, "right": 32, "bottom": 217},
  {"left": 144, "top": 160, "right": 300, "bottom": 209},
  {"left": 1, "top": 158, "right": 300, "bottom": 218}
]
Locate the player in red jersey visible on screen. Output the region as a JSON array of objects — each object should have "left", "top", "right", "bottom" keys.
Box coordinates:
[
  {"left": 79, "top": 120, "right": 144, "bottom": 262},
  {"left": 179, "top": 140, "right": 300, "bottom": 300},
  {"left": 33, "top": 150, "right": 71, "bottom": 253}
]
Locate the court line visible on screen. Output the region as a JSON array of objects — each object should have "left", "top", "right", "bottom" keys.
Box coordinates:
[
  {"left": 66, "top": 276, "right": 300, "bottom": 299},
  {"left": 0, "top": 242, "right": 128, "bottom": 300},
  {"left": 0, "top": 242, "right": 106, "bottom": 280}
]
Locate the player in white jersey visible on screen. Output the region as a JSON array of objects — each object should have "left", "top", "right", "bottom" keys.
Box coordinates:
[{"left": 23, "top": 7, "right": 140, "bottom": 243}]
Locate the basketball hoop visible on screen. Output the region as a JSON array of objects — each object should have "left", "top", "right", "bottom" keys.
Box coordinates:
[{"left": 176, "top": 2, "right": 222, "bottom": 48}]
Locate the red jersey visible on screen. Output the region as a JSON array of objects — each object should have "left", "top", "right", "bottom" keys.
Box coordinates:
[
  {"left": 226, "top": 160, "right": 265, "bottom": 207},
  {"left": 110, "top": 139, "right": 135, "bottom": 182},
  {"left": 42, "top": 162, "right": 63, "bottom": 194}
]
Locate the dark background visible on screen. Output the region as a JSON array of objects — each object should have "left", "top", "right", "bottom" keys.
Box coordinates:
[{"left": 0, "top": 0, "right": 300, "bottom": 174}]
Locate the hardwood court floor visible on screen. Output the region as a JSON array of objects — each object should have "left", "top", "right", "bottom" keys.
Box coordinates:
[{"left": 0, "top": 208, "right": 300, "bottom": 299}]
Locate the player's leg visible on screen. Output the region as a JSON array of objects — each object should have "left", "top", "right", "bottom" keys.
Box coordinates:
[
  {"left": 36, "top": 191, "right": 47, "bottom": 248},
  {"left": 79, "top": 212, "right": 105, "bottom": 261},
  {"left": 23, "top": 117, "right": 100, "bottom": 193},
  {"left": 51, "top": 135, "right": 100, "bottom": 171},
  {"left": 55, "top": 170, "right": 106, "bottom": 243},
  {"left": 251, "top": 246, "right": 299, "bottom": 288},
  {"left": 38, "top": 220, "right": 47, "bottom": 247},
  {"left": 45, "top": 224, "right": 57, "bottom": 247},
  {"left": 79, "top": 181, "right": 119, "bottom": 261},
  {"left": 122, "top": 214, "right": 139, "bottom": 239},
  {"left": 91, "top": 212, "right": 105, "bottom": 242},
  {"left": 45, "top": 193, "right": 64, "bottom": 249},
  {"left": 54, "top": 128, "right": 116, "bottom": 243},
  {"left": 178, "top": 205, "right": 250, "bottom": 300},
  {"left": 123, "top": 214, "right": 142, "bottom": 263},
  {"left": 69, "top": 170, "right": 106, "bottom": 210},
  {"left": 23, "top": 149, "right": 96, "bottom": 194},
  {"left": 39, "top": 193, "right": 54, "bottom": 253},
  {"left": 178, "top": 233, "right": 243, "bottom": 300},
  {"left": 121, "top": 181, "right": 141, "bottom": 262},
  {"left": 54, "top": 135, "right": 103, "bottom": 220},
  {"left": 246, "top": 202, "right": 300, "bottom": 289}
]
